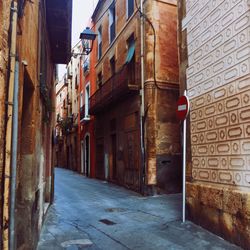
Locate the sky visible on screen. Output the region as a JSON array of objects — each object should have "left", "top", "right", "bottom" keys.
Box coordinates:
[{"left": 58, "top": 0, "right": 98, "bottom": 80}]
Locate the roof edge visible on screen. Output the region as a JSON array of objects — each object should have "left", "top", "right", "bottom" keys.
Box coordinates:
[{"left": 91, "top": 0, "right": 103, "bottom": 20}]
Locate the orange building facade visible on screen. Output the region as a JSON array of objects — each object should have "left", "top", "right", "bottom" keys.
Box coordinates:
[{"left": 78, "top": 23, "right": 97, "bottom": 178}]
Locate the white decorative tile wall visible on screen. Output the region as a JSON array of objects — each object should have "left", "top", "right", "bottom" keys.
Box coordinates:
[{"left": 183, "top": 0, "right": 250, "bottom": 187}]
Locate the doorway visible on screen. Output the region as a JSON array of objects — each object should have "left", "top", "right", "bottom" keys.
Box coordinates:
[
  {"left": 111, "top": 134, "right": 117, "bottom": 180},
  {"left": 84, "top": 134, "right": 90, "bottom": 177},
  {"left": 81, "top": 141, "right": 84, "bottom": 174}
]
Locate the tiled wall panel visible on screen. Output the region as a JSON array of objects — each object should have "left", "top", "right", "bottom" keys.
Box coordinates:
[{"left": 183, "top": 0, "right": 250, "bottom": 188}]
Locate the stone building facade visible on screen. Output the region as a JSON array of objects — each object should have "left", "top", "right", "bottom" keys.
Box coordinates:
[
  {"left": 64, "top": 50, "right": 80, "bottom": 172},
  {"left": 178, "top": 0, "right": 250, "bottom": 248},
  {"left": 0, "top": 0, "right": 72, "bottom": 249},
  {"left": 90, "top": 0, "right": 180, "bottom": 194},
  {"left": 55, "top": 75, "right": 69, "bottom": 168},
  {"left": 55, "top": 48, "right": 81, "bottom": 172}
]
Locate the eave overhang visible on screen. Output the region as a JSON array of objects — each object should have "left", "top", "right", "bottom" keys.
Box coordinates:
[
  {"left": 46, "top": 0, "right": 72, "bottom": 64},
  {"left": 91, "top": 0, "right": 104, "bottom": 20}
]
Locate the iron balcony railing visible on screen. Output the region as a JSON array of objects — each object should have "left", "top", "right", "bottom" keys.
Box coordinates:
[
  {"left": 80, "top": 106, "right": 85, "bottom": 121},
  {"left": 89, "top": 63, "right": 140, "bottom": 114}
]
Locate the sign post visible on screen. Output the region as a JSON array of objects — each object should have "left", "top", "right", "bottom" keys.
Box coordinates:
[{"left": 176, "top": 90, "right": 189, "bottom": 223}]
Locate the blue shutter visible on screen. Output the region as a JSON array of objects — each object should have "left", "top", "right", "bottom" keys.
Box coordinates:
[{"left": 128, "top": 0, "right": 134, "bottom": 18}]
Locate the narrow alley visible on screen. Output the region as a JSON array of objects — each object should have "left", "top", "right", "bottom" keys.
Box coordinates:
[
  {"left": 38, "top": 168, "right": 240, "bottom": 250},
  {"left": 1, "top": 0, "right": 250, "bottom": 248}
]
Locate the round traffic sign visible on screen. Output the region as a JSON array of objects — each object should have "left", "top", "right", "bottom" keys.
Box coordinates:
[{"left": 176, "top": 95, "right": 190, "bottom": 121}]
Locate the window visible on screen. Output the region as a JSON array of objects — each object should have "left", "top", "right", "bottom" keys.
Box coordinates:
[
  {"left": 109, "top": 2, "right": 116, "bottom": 44},
  {"left": 110, "top": 56, "right": 116, "bottom": 76},
  {"left": 97, "top": 72, "right": 103, "bottom": 89},
  {"left": 83, "top": 56, "right": 90, "bottom": 73},
  {"left": 98, "top": 26, "right": 102, "bottom": 59},
  {"left": 127, "top": 0, "right": 134, "bottom": 18},
  {"left": 80, "top": 92, "right": 83, "bottom": 108},
  {"left": 126, "top": 35, "right": 136, "bottom": 84},
  {"left": 85, "top": 83, "right": 90, "bottom": 118},
  {"left": 75, "top": 75, "right": 78, "bottom": 89}
]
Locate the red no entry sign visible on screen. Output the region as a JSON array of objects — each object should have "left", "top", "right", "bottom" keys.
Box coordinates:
[{"left": 176, "top": 95, "right": 190, "bottom": 121}]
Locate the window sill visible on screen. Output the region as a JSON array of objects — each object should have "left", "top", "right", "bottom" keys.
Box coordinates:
[{"left": 80, "top": 116, "right": 91, "bottom": 123}]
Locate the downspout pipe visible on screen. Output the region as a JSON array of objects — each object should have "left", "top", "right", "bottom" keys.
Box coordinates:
[
  {"left": 139, "top": 0, "right": 146, "bottom": 194},
  {"left": 3, "top": 1, "right": 18, "bottom": 249},
  {"left": 9, "top": 60, "right": 19, "bottom": 250}
]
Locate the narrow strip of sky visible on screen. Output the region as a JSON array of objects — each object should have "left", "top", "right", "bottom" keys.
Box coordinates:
[
  {"left": 58, "top": 0, "right": 97, "bottom": 80},
  {"left": 72, "top": 0, "right": 98, "bottom": 46}
]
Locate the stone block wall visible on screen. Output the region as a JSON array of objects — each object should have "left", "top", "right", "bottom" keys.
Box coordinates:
[{"left": 187, "top": 182, "right": 250, "bottom": 248}]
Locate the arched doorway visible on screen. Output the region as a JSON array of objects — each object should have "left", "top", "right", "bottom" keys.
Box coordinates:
[{"left": 83, "top": 134, "right": 90, "bottom": 177}]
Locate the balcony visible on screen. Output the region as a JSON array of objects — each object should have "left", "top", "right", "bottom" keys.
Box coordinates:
[
  {"left": 80, "top": 106, "right": 85, "bottom": 121},
  {"left": 67, "top": 68, "right": 73, "bottom": 79},
  {"left": 89, "top": 63, "right": 140, "bottom": 115},
  {"left": 80, "top": 106, "right": 90, "bottom": 122}
]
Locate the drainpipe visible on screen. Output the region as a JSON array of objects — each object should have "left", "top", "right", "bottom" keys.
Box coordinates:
[
  {"left": 139, "top": 0, "right": 146, "bottom": 194},
  {"left": 9, "top": 60, "right": 19, "bottom": 250},
  {"left": 3, "top": 1, "right": 18, "bottom": 250}
]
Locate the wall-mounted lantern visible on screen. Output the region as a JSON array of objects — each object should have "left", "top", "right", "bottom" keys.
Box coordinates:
[{"left": 72, "top": 27, "right": 97, "bottom": 57}]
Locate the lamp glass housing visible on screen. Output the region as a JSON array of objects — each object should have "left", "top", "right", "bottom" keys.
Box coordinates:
[{"left": 79, "top": 27, "right": 97, "bottom": 55}]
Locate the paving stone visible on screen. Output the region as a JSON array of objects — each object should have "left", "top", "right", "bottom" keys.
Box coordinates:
[{"left": 37, "top": 168, "right": 241, "bottom": 250}]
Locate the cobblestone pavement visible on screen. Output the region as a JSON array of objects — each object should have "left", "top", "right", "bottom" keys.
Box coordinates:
[{"left": 37, "top": 168, "right": 241, "bottom": 250}]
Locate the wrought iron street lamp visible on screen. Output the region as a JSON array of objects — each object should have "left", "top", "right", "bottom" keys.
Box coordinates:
[{"left": 72, "top": 27, "right": 97, "bottom": 57}]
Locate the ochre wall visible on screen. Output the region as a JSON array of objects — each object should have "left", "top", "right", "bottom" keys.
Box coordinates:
[
  {"left": 94, "top": 96, "right": 141, "bottom": 191},
  {"left": 143, "top": 0, "right": 181, "bottom": 193},
  {"left": 92, "top": 0, "right": 181, "bottom": 194},
  {"left": 0, "top": 0, "right": 12, "bottom": 246},
  {"left": 94, "top": 0, "right": 141, "bottom": 81},
  {"left": 92, "top": 0, "right": 142, "bottom": 191},
  {"left": 14, "top": 1, "right": 55, "bottom": 249}
]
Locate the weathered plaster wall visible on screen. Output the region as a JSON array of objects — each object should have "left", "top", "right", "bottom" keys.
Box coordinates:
[
  {"left": 93, "top": 0, "right": 142, "bottom": 191},
  {"left": 0, "top": 0, "right": 11, "bottom": 246},
  {"left": 179, "top": 0, "right": 250, "bottom": 247},
  {"left": 94, "top": 96, "right": 141, "bottom": 191},
  {"left": 93, "top": 0, "right": 180, "bottom": 193},
  {"left": 14, "top": 1, "right": 55, "bottom": 249},
  {"left": 144, "top": 0, "right": 181, "bottom": 193}
]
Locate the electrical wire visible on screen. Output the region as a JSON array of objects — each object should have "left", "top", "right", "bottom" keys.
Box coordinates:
[
  {"left": 135, "top": 0, "right": 172, "bottom": 90},
  {"left": 71, "top": 0, "right": 170, "bottom": 91}
]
